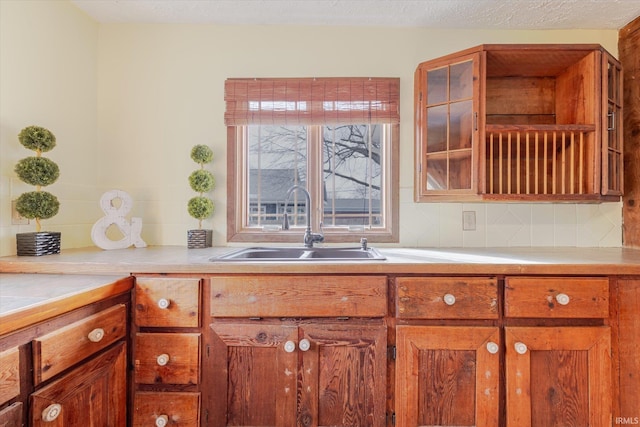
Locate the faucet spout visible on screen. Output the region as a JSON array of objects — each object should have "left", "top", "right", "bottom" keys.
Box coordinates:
[{"left": 283, "top": 185, "right": 324, "bottom": 248}]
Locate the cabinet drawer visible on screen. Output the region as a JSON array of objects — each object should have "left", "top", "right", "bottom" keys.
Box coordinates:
[
  {"left": 133, "top": 392, "right": 200, "bottom": 427},
  {"left": 0, "top": 402, "right": 23, "bottom": 427},
  {"left": 396, "top": 277, "right": 498, "bottom": 319},
  {"left": 135, "top": 277, "right": 201, "bottom": 327},
  {"left": 505, "top": 277, "right": 609, "bottom": 318},
  {"left": 0, "top": 347, "right": 20, "bottom": 404},
  {"left": 210, "top": 275, "right": 387, "bottom": 317},
  {"left": 135, "top": 333, "right": 200, "bottom": 385},
  {"left": 33, "top": 304, "right": 126, "bottom": 384}
]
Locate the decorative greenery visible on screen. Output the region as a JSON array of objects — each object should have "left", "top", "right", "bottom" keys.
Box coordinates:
[
  {"left": 187, "top": 145, "right": 215, "bottom": 228},
  {"left": 18, "top": 125, "right": 56, "bottom": 153},
  {"left": 15, "top": 191, "right": 60, "bottom": 220},
  {"left": 15, "top": 125, "right": 60, "bottom": 232},
  {"left": 15, "top": 157, "right": 60, "bottom": 186}
]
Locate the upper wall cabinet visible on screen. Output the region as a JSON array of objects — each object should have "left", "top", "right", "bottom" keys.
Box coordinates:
[{"left": 414, "top": 44, "right": 623, "bottom": 202}]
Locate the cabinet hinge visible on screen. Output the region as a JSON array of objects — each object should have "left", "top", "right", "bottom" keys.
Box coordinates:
[
  {"left": 419, "top": 91, "right": 423, "bottom": 102},
  {"left": 388, "top": 345, "right": 396, "bottom": 360},
  {"left": 387, "top": 412, "right": 396, "bottom": 426}
]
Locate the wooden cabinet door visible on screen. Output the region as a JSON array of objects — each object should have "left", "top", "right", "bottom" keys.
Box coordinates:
[
  {"left": 298, "top": 322, "right": 387, "bottom": 427},
  {"left": 602, "top": 51, "right": 624, "bottom": 196},
  {"left": 395, "top": 326, "right": 500, "bottom": 427},
  {"left": 415, "top": 52, "right": 481, "bottom": 201},
  {"left": 30, "top": 342, "right": 126, "bottom": 427},
  {"left": 505, "top": 326, "right": 611, "bottom": 427},
  {"left": 209, "top": 322, "right": 298, "bottom": 427}
]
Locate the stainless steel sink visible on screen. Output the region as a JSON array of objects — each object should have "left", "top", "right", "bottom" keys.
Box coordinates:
[{"left": 212, "top": 246, "right": 386, "bottom": 261}]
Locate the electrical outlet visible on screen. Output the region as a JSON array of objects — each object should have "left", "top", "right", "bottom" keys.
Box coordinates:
[
  {"left": 11, "top": 200, "right": 29, "bottom": 225},
  {"left": 462, "top": 210, "right": 476, "bottom": 231}
]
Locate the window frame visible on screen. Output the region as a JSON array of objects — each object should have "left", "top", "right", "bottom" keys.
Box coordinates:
[{"left": 225, "top": 77, "right": 400, "bottom": 244}]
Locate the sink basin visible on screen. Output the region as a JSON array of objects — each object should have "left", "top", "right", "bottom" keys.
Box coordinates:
[{"left": 213, "top": 246, "right": 386, "bottom": 261}]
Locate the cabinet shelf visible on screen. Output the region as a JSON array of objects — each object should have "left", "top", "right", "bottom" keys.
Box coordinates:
[{"left": 414, "top": 44, "right": 623, "bottom": 202}]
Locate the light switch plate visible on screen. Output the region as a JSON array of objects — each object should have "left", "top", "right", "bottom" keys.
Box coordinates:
[
  {"left": 462, "top": 210, "right": 476, "bottom": 231},
  {"left": 11, "top": 200, "right": 29, "bottom": 225}
]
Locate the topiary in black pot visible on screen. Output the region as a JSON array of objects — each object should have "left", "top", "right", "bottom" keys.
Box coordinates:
[
  {"left": 14, "top": 125, "right": 61, "bottom": 256},
  {"left": 187, "top": 145, "right": 215, "bottom": 248}
]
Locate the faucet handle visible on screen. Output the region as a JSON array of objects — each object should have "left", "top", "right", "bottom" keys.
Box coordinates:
[{"left": 360, "top": 237, "right": 368, "bottom": 250}]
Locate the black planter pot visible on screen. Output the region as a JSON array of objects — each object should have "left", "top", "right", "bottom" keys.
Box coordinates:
[
  {"left": 187, "top": 229, "right": 212, "bottom": 249},
  {"left": 16, "top": 231, "right": 61, "bottom": 256}
]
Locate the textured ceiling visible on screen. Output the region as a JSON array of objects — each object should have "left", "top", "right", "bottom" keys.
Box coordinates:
[{"left": 71, "top": 0, "right": 640, "bottom": 29}]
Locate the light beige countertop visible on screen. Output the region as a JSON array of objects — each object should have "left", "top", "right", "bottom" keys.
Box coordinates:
[
  {"left": 2, "top": 245, "right": 640, "bottom": 275},
  {"left": 0, "top": 274, "right": 132, "bottom": 335}
]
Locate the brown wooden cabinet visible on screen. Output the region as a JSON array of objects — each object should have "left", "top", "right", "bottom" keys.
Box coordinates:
[
  {"left": 394, "top": 276, "right": 612, "bottom": 427},
  {"left": 0, "top": 284, "right": 130, "bottom": 427},
  {"left": 132, "top": 276, "right": 202, "bottom": 427},
  {"left": 30, "top": 342, "right": 126, "bottom": 426},
  {"left": 414, "top": 44, "right": 623, "bottom": 202},
  {"left": 207, "top": 275, "right": 388, "bottom": 427}
]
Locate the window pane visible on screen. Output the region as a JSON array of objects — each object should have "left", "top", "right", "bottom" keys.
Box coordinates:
[
  {"left": 246, "top": 125, "right": 307, "bottom": 227},
  {"left": 427, "top": 67, "right": 448, "bottom": 105},
  {"left": 427, "top": 105, "right": 448, "bottom": 153},
  {"left": 322, "top": 124, "right": 382, "bottom": 227}
]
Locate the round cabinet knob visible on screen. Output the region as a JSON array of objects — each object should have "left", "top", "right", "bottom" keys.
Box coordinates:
[
  {"left": 555, "top": 293, "right": 570, "bottom": 305},
  {"left": 486, "top": 341, "right": 499, "bottom": 354},
  {"left": 155, "top": 415, "right": 169, "bottom": 427},
  {"left": 299, "top": 339, "right": 311, "bottom": 352},
  {"left": 284, "top": 340, "right": 296, "bottom": 353},
  {"left": 156, "top": 353, "right": 170, "bottom": 366},
  {"left": 87, "top": 328, "right": 105, "bottom": 343},
  {"left": 157, "top": 298, "right": 170, "bottom": 309},
  {"left": 514, "top": 342, "right": 528, "bottom": 355},
  {"left": 41, "top": 403, "right": 62, "bottom": 422},
  {"left": 443, "top": 293, "right": 456, "bottom": 306}
]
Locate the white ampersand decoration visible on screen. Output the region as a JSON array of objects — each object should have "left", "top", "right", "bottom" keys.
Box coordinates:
[{"left": 91, "top": 190, "right": 147, "bottom": 250}]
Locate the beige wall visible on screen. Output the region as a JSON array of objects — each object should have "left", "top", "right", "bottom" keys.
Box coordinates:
[
  {"left": 0, "top": 0, "right": 622, "bottom": 255},
  {"left": 0, "top": 0, "right": 99, "bottom": 256}
]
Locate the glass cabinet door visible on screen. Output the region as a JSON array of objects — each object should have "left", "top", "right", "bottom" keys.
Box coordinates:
[
  {"left": 416, "top": 53, "right": 480, "bottom": 200},
  {"left": 602, "top": 52, "right": 623, "bottom": 196}
]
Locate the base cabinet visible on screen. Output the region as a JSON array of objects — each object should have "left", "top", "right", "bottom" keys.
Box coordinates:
[
  {"left": 209, "top": 320, "right": 387, "bottom": 427},
  {"left": 30, "top": 342, "right": 126, "bottom": 426},
  {"left": 395, "top": 326, "right": 500, "bottom": 427},
  {"left": 505, "top": 326, "right": 611, "bottom": 427}
]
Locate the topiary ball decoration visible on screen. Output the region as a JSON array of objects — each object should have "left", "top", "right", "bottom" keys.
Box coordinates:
[
  {"left": 187, "top": 196, "right": 214, "bottom": 221},
  {"left": 15, "top": 157, "right": 60, "bottom": 187},
  {"left": 189, "top": 170, "right": 215, "bottom": 193},
  {"left": 18, "top": 125, "right": 56, "bottom": 153},
  {"left": 191, "top": 145, "right": 213, "bottom": 164},
  {"left": 15, "top": 191, "right": 60, "bottom": 220}
]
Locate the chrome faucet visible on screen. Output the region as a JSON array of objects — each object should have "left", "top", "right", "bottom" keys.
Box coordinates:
[{"left": 282, "top": 185, "right": 324, "bottom": 248}]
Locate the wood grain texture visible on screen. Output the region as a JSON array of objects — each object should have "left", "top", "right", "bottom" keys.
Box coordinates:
[
  {"left": 505, "top": 277, "right": 609, "bottom": 318},
  {"left": 32, "top": 304, "right": 127, "bottom": 384},
  {"left": 30, "top": 342, "right": 127, "bottom": 427},
  {"left": 615, "top": 278, "right": 640, "bottom": 420},
  {"left": 505, "top": 327, "right": 611, "bottom": 427},
  {"left": 132, "top": 391, "right": 200, "bottom": 427},
  {"left": 395, "top": 326, "right": 500, "bottom": 427},
  {"left": 621, "top": 16, "right": 640, "bottom": 247},
  {"left": 0, "top": 402, "right": 22, "bottom": 427},
  {"left": 134, "top": 333, "right": 200, "bottom": 385},
  {"left": 0, "top": 347, "right": 19, "bottom": 404},
  {"left": 210, "top": 275, "right": 387, "bottom": 317},
  {"left": 134, "top": 277, "right": 201, "bottom": 327},
  {"left": 396, "top": 276, "right": 498, "bottom": 319}
]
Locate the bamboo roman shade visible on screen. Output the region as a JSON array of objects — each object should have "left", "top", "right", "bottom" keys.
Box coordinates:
[{"left": 224, "top": 77, "right": 400, "bottom": 126}]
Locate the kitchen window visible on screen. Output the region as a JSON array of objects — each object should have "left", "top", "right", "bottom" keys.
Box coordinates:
[{"left": 225, "top": 77, "right": 400, "bottom": 243}]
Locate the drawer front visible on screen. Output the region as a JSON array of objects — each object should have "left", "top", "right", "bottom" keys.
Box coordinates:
[
  {"left": 33, "top": 304, "right": 127, "bottom": 384},
  {"left": 0, "top": 402, "right": 23, "bottom": 427},
  {"left": 135, "top": 277, "right": 201, "bottom": 327},
  {"left": 135, "top": 333, "right": 200, "bottom": 385},
  {"left": 505, "top": 277, "right": 609, "bottom": 318},
  {"left": 210, "top": 275, "right": 387, "bottom": 317},
  {"left": 133, "top": 392, "right": 200, "bottom": 427},
  {"left": 396, "top": 277, "right": 499, "bottom": 319},
  {"left": 0, "top": 347, "right": 20, "bottom": 404}
]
